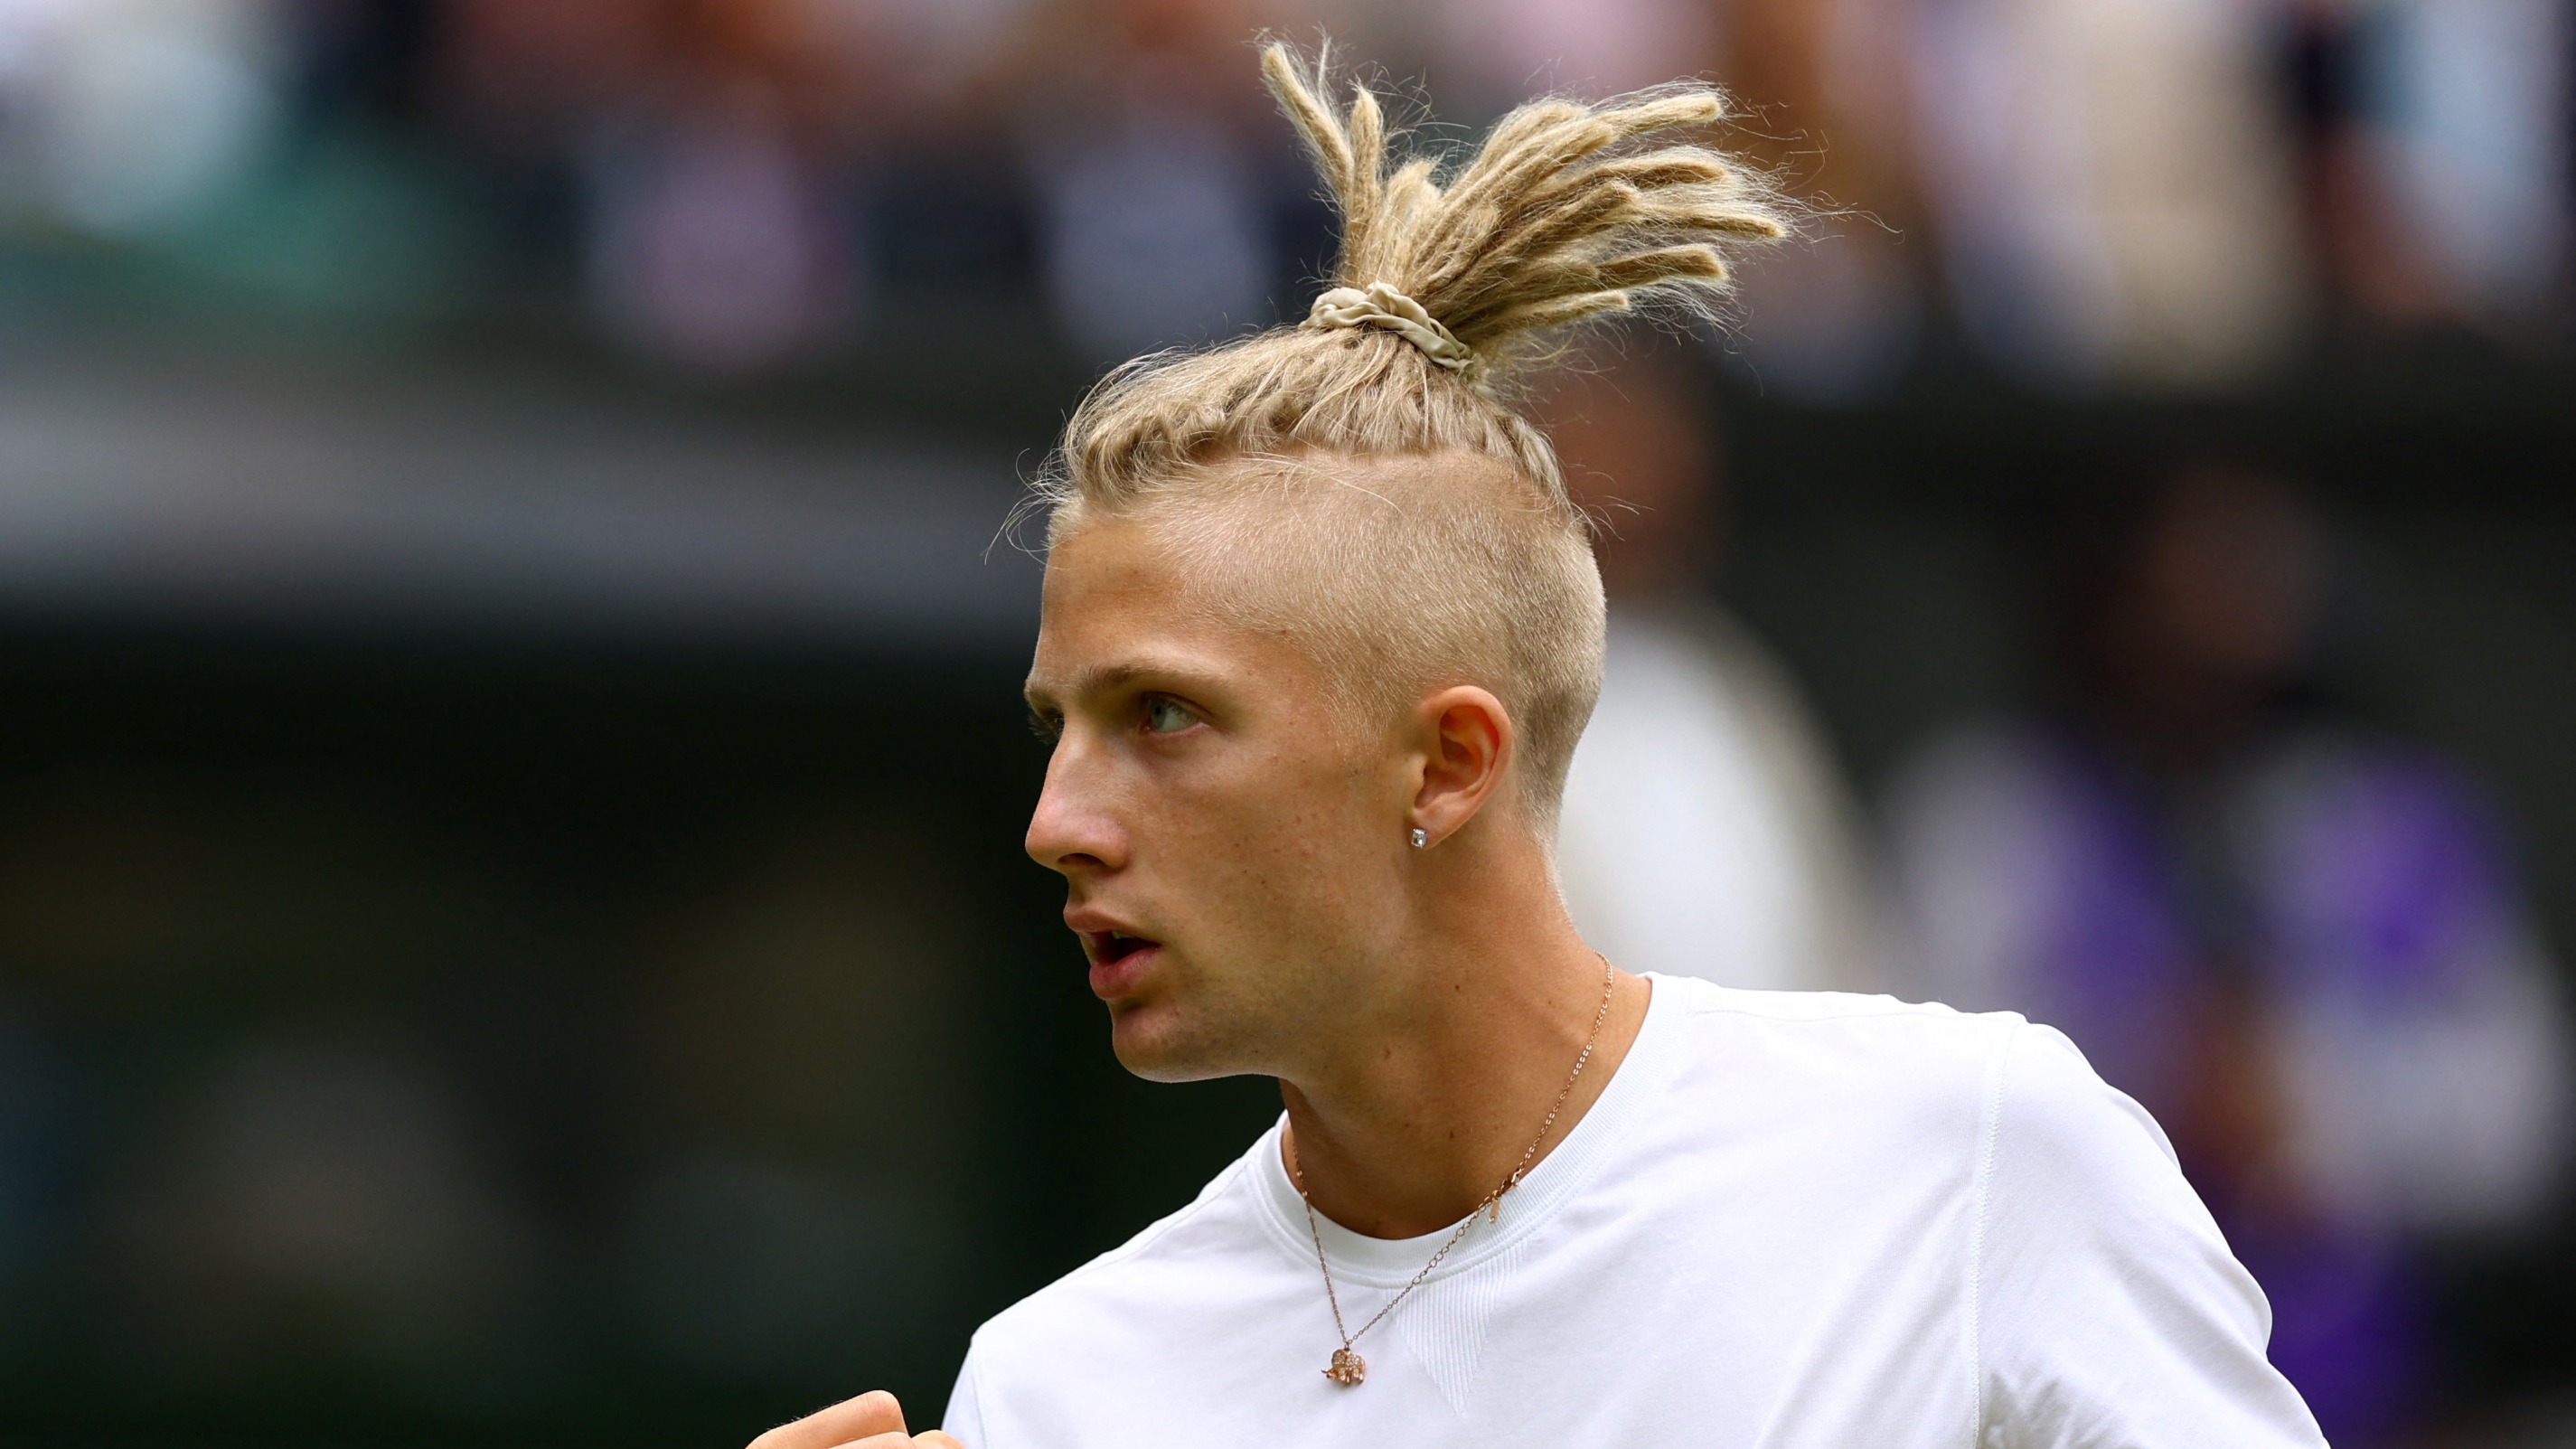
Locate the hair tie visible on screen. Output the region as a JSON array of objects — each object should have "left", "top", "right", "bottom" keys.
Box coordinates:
[{"left": 1302, "top": 281, "right": 1473, "bottom": 372}]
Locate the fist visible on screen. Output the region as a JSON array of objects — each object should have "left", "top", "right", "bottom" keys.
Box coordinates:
[{"left": 747, "top": 1389, "right": 964, "bottom": 1449}]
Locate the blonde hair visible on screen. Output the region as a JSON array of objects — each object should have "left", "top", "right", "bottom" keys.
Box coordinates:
[{"left": 1039, "top": 42, "right": 1786, "bottom": 831}]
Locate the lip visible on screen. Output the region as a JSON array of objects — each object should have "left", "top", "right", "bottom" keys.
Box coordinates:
[
  {"left": 1086, "top": 940, "right": 1161, "bottom": 1001},
  {"left": 1067, "top": 908, "right": 1164, "bottom": 1002}
]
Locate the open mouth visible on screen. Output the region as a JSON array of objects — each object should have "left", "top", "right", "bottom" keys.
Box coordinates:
[
  {"left": 1092, "top": 929, "right": 1157, "bottom": 964},
  {"left": 1080, "top": 927, "right": 1163, "bottom": 1002}
]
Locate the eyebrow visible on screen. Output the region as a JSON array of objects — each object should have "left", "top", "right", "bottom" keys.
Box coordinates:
[{"left": 1024, "top": 656, "right": 1227, "bottom": 710}]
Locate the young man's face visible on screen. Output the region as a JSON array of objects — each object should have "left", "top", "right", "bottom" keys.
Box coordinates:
[{"left": 1021, "top": 515, "right": 1414, "bottom": 1081}]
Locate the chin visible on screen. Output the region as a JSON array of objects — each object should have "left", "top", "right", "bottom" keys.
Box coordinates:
[{"left": 1107, "top": 999, "right": 1252, "bottom": 1083}]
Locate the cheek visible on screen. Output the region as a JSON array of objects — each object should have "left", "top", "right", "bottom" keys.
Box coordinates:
[{"left": 1179, "top": 748, "right": 1390, "bottom": 936}]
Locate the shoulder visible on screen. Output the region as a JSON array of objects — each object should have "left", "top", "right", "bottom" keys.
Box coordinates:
[
  {"left": 1638, "top": 974, "right": 2040, "bottom": 1181},
  {"left": 1649, "top": 977, "right": 2180, "bottom": 1187},
  {"left": 1654, "top": 974, "right": 2028, "bottom": 1084},
  {"left": 1988, "top": 1018, "right": 2176, "bottom": 1172},
  {"left": 1970, "top": 1032, "right": 2321, "bottom": 1443}
]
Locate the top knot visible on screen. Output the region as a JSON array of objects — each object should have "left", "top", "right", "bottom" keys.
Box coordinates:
[
  {"left": 1304, "top": 281, "right": 1475, "bottom": 372},
  {"left": 1258, "top": 41, "right": 1788, "bottom": 386},
  {"left": 1046, "top": 41, "right": 1792, "bottom": 521}
]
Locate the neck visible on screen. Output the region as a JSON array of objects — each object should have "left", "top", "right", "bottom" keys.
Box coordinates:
[{"left": 1278, "top": 825, "right": 1651, "bottom": 1239}]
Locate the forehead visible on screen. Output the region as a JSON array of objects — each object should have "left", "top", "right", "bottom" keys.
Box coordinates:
[
  {"left": 1023, "top": 448, "right": 1542, "bottom": 705},
  {"left": 1023, "top": 517, "right": 1280, "bottom": 703}
]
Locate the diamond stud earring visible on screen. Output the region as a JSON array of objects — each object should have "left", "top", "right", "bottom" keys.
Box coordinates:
[{"left": 1409, "top": 828, "right": 1428, "bottom": 849}]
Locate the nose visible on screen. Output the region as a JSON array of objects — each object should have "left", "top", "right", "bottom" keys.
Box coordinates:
[{"left": 1025, "top": 734, "right": 1129, "bottom": 877}]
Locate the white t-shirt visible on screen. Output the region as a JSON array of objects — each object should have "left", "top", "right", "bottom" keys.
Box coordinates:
[{"left": 942, "top": 975, "right": 2325, "bottom": 1448}]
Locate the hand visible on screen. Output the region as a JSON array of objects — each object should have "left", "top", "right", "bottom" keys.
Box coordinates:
[{"left": 747, "top": 1389, "right": 965, "bottom": 1449}]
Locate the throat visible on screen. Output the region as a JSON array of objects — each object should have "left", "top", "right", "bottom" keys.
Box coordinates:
[{"left": 1278, "top": 964, "right": 1646, "bottom": 1239}]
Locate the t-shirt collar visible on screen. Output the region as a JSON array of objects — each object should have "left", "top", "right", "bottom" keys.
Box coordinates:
[{"left": 1250, "top": 973, "right": 1681, "bottom": 1289}]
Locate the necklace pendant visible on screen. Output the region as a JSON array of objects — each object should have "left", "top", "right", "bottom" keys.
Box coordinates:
[{"left": 1323, "top": 1348, "right": 1366, "bottom": 1386}]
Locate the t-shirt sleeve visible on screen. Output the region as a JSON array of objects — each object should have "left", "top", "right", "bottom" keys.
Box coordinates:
[
  {"left": 940, "top": 1343, "right": 988, "bottom": 1449},
  {"left": 1974, "top": 1021, "right": 2327, "bottom": 1449}
]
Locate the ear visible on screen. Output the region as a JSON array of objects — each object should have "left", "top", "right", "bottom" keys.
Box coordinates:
[{"left": 1406, "top": 685, "right": 1515, "bottom": 847}]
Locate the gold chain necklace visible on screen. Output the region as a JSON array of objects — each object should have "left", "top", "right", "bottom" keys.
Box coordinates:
[{"left": 1286, "top": 955, "right": 1618, "bottom": 1388}]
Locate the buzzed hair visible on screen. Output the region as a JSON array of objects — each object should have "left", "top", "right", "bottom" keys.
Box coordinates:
[{"left": 1035, "top": 42, "right": 1785, "bottom": 832}]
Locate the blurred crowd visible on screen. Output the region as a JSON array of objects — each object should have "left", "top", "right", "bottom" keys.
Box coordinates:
[{"left": 0, "top": 0, "right": 2567, "bottom": 387}]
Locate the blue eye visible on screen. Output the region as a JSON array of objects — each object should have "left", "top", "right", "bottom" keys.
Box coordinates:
[{"left": 1143, "top": 697, "right": 1195, "bottom": 733}]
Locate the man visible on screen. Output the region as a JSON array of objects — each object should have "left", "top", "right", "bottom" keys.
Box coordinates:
[{"left": 754, "top": 44, "right": 2327, "bottom": 1448}]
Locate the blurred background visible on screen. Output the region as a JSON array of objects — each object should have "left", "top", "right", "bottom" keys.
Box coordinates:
[{"left": 0, "top": 0, "right": 2569, "bottom": 1444}]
